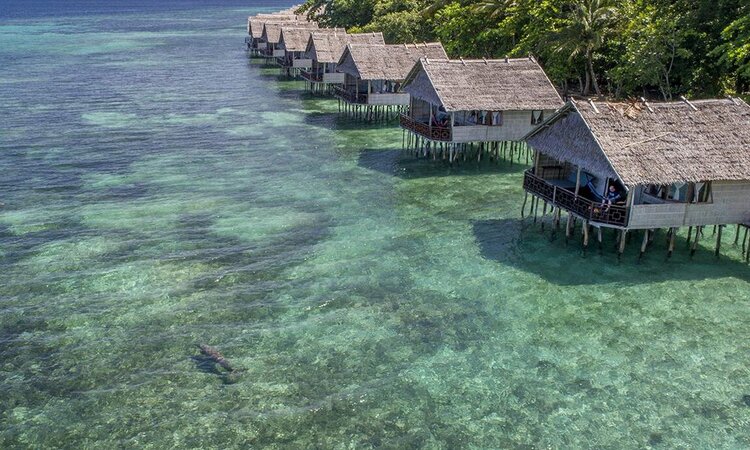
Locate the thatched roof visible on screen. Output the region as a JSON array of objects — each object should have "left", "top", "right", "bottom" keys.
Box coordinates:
[
  {"left": 248, "top": 15, "right": 301, "bottom": 39},
  {"left": 280, "top": 27, "right": 343, "bottom": 52},
  {"left": 401, "top": 57, "right": 563, "bottom": 112},
  {"left": 262, "top": 22, "right": 319, "bottom": 45},
  {"left": 526, "top": 98, "right": 750, "bottom": 185},
  {"left": 337, "top": 43, "right": 448, "bottom": 81},
  {"left": 305, "top": 32, "right": 385, "bottom": 64}
]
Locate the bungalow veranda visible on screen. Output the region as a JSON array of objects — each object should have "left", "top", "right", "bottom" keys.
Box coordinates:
[
  {"left": 398, "top": 57, "right": 563, "bottom": 162},
  {"left": 334, "top": 43, "right": 448, "bottom": 121},
  {"left": 247, "top": 14, "right": 301, "bottom": 56},
  {"left": 523, "top": 97, "right": 750, "bottom": 259},
  {"left": 301, "top": 32, "right": 385, "bottom": 94}
]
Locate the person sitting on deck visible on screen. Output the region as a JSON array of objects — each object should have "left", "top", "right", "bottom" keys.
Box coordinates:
[
  {"left": 602, "top": 185, "right": 622, "bottom": 210},
  {"left": 434, "top": 106, "right": 449, "bottom": 127}
]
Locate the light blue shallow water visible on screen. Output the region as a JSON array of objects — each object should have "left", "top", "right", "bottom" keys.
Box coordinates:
[{"left": 1, "top": 2, "right": 749, "bottom": 448}]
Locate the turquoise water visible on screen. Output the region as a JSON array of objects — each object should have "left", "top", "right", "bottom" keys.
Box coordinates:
[{"left": 1, "top": 3, "right": 750, "bottom": 448}]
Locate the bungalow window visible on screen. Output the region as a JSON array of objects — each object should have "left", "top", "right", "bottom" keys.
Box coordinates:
[
  {"left": 667, "top": 182, "right": 688, "bottom": 201},
  {"left": 692, "top": 182, "right": 712, "bottom": 203},
  {"left": 644, "top": 182, "right": 712, "bottom": 203},
  {"left": 531, "top": 110, "right": 544, "bottom": 125},
  {"left": 491, "top": 111, "right": 503, "bottom": 126}
]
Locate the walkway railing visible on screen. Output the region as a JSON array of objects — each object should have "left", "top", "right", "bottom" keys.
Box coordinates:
[
  {"left": 300, "top": 70, "right": 322, "bottom": 82},
  {"left": 333, "top": 86, "right": 367, "bottom": 104},
  {"left": 523, "top": 170, "right": 629, "bottom": 227},
  {"left": 399, "top": 114, "right": 452, "bottom": 142}
]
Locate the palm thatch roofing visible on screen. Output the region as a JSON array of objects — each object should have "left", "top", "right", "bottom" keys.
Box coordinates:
[
  {"left": 337, "top": 43, "right": 448, "bottom": 82},
  {"left": 262, "top": 22, "right": 319, "bottom": 45},
  {"left": 280, "top": 27, "right": 343, "bottom": 52},
  {"left": 401, "top": 57, "right": 563, "bottom": 112},
  {"left": 304, "top": 32, "right": 385, "bottom": 64},
  {"left": 248, "top": 15, "right": 302, "bottom": 39},
  {"left": 525, "top": 98, "right": 750, "bottom": 186}
]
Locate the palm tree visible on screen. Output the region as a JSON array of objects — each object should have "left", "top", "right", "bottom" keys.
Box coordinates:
[
  {"left": 472, "top": 0, "right": 519, "bottom": 20},
  {"left": 552, "top": 0, "right": 618, "bottom": 95}
]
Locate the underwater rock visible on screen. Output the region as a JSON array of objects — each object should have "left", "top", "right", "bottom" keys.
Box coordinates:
[
  {"left": 742, "top": 394, "right": 750, "bottom": 407},
  {"left": 648, "top": 432, "right": 663, "bottom": 446}
]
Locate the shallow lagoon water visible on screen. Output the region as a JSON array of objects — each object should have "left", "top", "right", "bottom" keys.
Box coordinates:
[{"left": 1, "top": 2, "right": 750, "bottom": 448}]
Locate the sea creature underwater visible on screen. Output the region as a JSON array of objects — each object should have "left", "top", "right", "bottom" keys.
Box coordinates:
[{"left": 196, "top": 344, "right": 234, "bottom": 372}]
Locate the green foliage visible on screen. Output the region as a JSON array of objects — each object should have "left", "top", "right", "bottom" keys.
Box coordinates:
[
  {"left": 355, "top": 9, "right": 434, "bottom": 43},
  {"left": 609, "top": 2, "right": 691, "bottom": 100},
  {"left": 548, "top": 0, "right": 620, "bottom": 95},
  {"left": 712, "top": 9, "right": 750, "bottom": 93},
  {"left": 301, "top": 0, "right": 750, "bottom": 98},
  {"left": 431, "top": 2, "right": 508, "bottom": 57}
]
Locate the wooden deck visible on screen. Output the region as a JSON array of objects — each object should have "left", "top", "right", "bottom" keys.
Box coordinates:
[
  {"left": 333, "top": 86, "right": 367, "bottom": 104},
  {"left": 300, "top": 70, "right": 323, "bottom": 82},
  {"left": 523, "top": 170, "right": 630, "bottom": 228},
  {"left": 399, "top": 114, "right": 452, "bottom": 141}
]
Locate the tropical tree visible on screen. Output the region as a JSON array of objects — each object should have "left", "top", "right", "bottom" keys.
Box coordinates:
[
  {"left": 472, "top": 0, "right": 519, "bottom": 20},
  {"left": 609, "top": 2, "right": 689, "bottom": 100},
  {"left": 551, "top": 0, "right": 618, "bottom": 95},
  {"left": 432, "top": 2, "right": 509, "bottom": 57},
  {"left": 712, "top": 8, "right": 750, "bottom": 94}
]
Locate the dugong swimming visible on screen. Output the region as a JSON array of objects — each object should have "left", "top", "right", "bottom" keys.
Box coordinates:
[{"left": 196, "top": 344, "right": 234, "bottom": 372}]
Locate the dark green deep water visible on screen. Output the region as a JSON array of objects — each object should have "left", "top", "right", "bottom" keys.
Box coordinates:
[{"left": 1, "top": 2, "right": 750, "bottom": 448}]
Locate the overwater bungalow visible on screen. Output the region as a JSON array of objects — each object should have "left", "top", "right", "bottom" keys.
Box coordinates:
[
  {"left": 399, "top": 57, "right": 563, "bottom": 161},
  {"left": 335, "top": 43, "right": 448, "bottom": 120},
  {"left": 301, "top": 31, "right": 385, "bottom": 94},
  {"left": 260, "top": 22, "right": 319, "bottom": 62},
  {"left": 278, "top": 27, "right": 346, "bottom": 76},
  {"left": 246, "top": 14, "right": 302, "bottom": 56},
  {"left": 522, "top": 97, "right": 750, "bottom": 258}
]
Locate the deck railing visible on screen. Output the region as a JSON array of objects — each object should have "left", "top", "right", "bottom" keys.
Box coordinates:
[
  {"left": 300, "top": 70, "right": 323, "bottom": 82},
  {"left": 523, "top": 170, "right": 629, "bottom": 227},
  {"left": 333, "top": 86, "right": 367, "bottom": 104},
  {"left": 399, "top": 114, "right": 452, "bottom": 142}
]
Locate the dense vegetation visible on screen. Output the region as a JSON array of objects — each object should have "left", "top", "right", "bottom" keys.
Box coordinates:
[{"left": 299, "top": 0, "right": 750, "bottom": 100}]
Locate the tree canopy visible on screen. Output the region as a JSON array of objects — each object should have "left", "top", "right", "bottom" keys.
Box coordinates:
[{"left": 298, "top": 0, "right": 750, "bottom": 99}]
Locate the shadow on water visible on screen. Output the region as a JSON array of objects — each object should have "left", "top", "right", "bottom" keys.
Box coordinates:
[
  {"left": 301, "top": 110, "right": 401, "bottom": 132},
  {"left": 191, "top": 354, "right": 223, "bottom": 375},
  {"left": 357, "top": 148, "right": 528, "bottom": 180},
  {"left": 170, "top": 212, "right": 334, "bottom": 310},
  {"left": 473, "top": 218, "right": 750, "bottom": 286},
  {"left": 82, "top": 183, "right": 151, "bottom": 202},
  {"left": 190, "top": 354, "right": 240, "bottom": 385}
]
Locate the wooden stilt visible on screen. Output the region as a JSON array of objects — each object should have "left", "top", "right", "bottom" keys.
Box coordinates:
[
  {"left": 521, "top": 192, "right": 528, "bottom": 218},
  {"left": 690, "top": 226, "right": 702, "bottom": 257},
  {"left": 638, "top": 229, "right": 649, "bottom": 261},
  {"left": 582, "top": 221, "right": 590, "bottom": 254},
  {"left": 686, "top": 226, "right": 693, "bottom": 247},
  {"left": 734, "top": 224, "right": 741, "bottom": 245},
  {"left": 715, "top": 224, "right": 723, "bottom": 258},
  {"left": 509, "top": 142, "right": 514, "bottom": 166},
  {"left": 618, "top": 230, "right": 627, "bottom": 262},
  {"left": 667, "top": 227, "right": 676, "bottom": 258}
]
